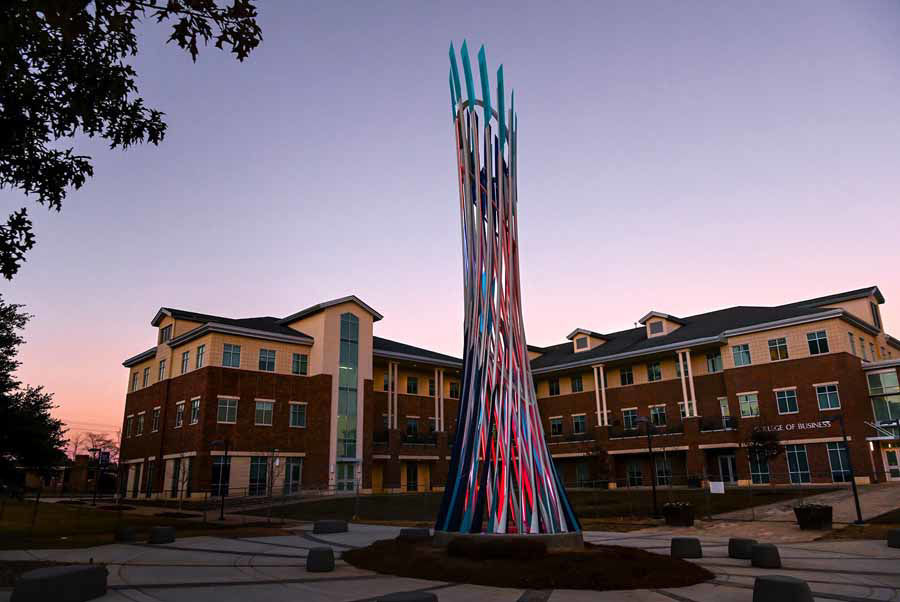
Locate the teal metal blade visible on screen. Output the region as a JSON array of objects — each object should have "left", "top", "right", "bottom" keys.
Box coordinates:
[
  {"left": 448, "top": 43, "right": 462, "bottom": 104},
  {"left": 450, "top": 70, "right": 457, "bottom": 120},
  {"left": 477, "top": 45, "right": 491, "bottom": 125},
  {"left": 497, "top": 65, "right": 505, "bottom": 151},
  {"left": 460, "top": 41, "right": 477, "bottom": 113}
]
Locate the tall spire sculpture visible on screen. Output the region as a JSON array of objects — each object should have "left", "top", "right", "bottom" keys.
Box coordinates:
[{"left": 436, "top": 42, "right": 580, "bottom": 535}]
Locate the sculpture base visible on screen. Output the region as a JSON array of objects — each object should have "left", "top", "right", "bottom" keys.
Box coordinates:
[{"left": 433, "top": 530, "right": 583, "bottom": 551}]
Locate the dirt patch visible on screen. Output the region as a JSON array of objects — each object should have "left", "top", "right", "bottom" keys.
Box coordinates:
[{"left": 343, "top": 537, "right": 714, "bottom": 590}]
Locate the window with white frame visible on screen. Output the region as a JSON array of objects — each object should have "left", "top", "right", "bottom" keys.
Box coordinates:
[
  {"left": 622, "top": 408, "right": 638, "bottom": 430},
  {"left": 548, "top": 378, "right": 560, "bottom": 396},
  {"left": 181, "top": 351, "right": 190, "bottom": 374},
  {"left": 190, "top": 398, "right": 200, "bottom": 424},
  {"left": 706, "top": 350, "right": 722, "bottom": 373},
  {"left": 429, "top": 378, "right": 436, "bottom": 396},
  {"left": 159, "top": 324, "right": 173, "bottom": 343},
  {"left": 196, "top": 344, "right": 205, "bottom": 369},
  {"left": 136, "top": 412, "right": 145, "bottom": 435},
  {"left": 626, "top": 461, "right": 642, "bottom": 486},
  {"left": 655, "top": 457, "right": 672, "bottom": 486},
  {"left": 383, "top": 371, "right": 390, "bottom": 391},
  {"left": 289, "top": 402, "right": 307, "bottom": 427},
  {"left": 647, "top": 361, "right": 661, "bottom": 382},
  {"left": 815, "top": 383, "right": 841, "bottom": 410},
  {"left": 732, "top": 344, "right": 751, "bottom": 367},
  {"left": 131, "top": 373, "right": 139, "bottom": 392},
  {"left": 125, "top": 415, "right": 134, "bottom": 437},
  {"left": 871, "top": 302, "right": 882, "bottom": 329},
  {"left": 217, "top": 398, "right": 238, "bottom": 423},
  {"left": 785, "top": 444, "right": 811, "bottom": 483},
  {"left": 718, "top": 397, "right": 730, "bottom": 417},
  {"left": 620, "top": 366, "right": 634, "bottom": 386},
  {"left": 870, "top": 342, "right": 876, "bottom": 360},
  {"left": 768, "top": 337, "right": 789, "bottom": 361},
  {"left": 867, "top": 371, "right": 899, "bottom": 396},
  {"left": 292, "top": 353, "right": 308, "bottom": 375},
  {"left": 749, "top": 455, "right": 770, "bottom": 484},
  {"left": 449, "top": 381, "right": 460, "bottom": 398},
  {"left": 650, "top": 405, "right": 667, "bottom": 426},
  {"left": 223, "top": 343, "right": 241, "bottom": 368},
  {"left": 255, "top": 400, "right": 274, "bottom": 426},
  {"left": 678, "top": 401, "right": 687, "bottom": 419},
  {"left": 649, "top": 321, "right": 664, "bottom": 335},
  {"left": 571, "top": 374, "right": 583, "bottom": 393},
  {"left": 827, "top": 442, "right": 851, "bottom": 482},
  {"left": 175, "top": 401, "right": 185, "bottom": 427},
  {"left": 675, "top": 355, "right": 689, "bottom": 378},
  {"left": 775, "top": 388, "right": 798, "bottom": 414},
  {"left": 738, "top": 393, "right": 759, "bottom": 417},
  {"left": 550, "top": 417, "right": 563, "bottom": 436},
  {"left": 407, "top": 376, "right": 418, "bottom": 395},
  {"left": 158, "top": 359, "right": 167, "bottom": 381},
  {"left": 575, "top": 336, "right": 588, "bottom": 349},
  {"left": 807, "top": 330, "right": 829, "bottom": 355},
  {"left": 860, "top": 337, "right": 867, "bottom": 360},
  {"left": 258, "top": 349, "right": 276, "bottom": 372},
  {"left": 142, "top": 367, "right": 150, "bottom": 387},
  {"left": 151, "top": 407, "right": 160, "bottom": 432},
  {"left": 572, "top": 414, "right": 586, "bottom": 434},
  {"left": 848, "top": 333, "right": 856, "bottom": 356}
]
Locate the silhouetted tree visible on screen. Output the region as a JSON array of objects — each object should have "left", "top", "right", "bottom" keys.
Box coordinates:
[{"left": 0, "top": 0, "right": 263, "bottom": 278}]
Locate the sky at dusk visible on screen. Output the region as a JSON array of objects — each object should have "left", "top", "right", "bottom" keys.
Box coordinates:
[{"left": 2, "top": 1, "right": 900, "bottom": 439}]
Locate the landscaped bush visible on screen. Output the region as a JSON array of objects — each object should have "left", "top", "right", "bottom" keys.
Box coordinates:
[
  {"left": 794, "top": 503, "right": 832, "bottom": 530},
  {"left": 447, "top": 536, "right": 547, "bottom": 560}
]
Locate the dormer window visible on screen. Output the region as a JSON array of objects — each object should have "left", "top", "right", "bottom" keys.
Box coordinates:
[
  {"left": 575, "top": 337, "right": 588, "bottom": 350},
  {"left": 649, "top": 321, "right": 664, "bottom": 335},
  {"left": 159, "top": 325, "right": 172, "bottom": 343}
]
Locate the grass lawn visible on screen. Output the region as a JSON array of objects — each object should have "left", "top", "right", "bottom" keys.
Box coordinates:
[
  {"left": 818, "top": 507, "right": 900, "bottom": 541},
  {"left": 0, "top": 499, "right": 292, "bottom": 549}
]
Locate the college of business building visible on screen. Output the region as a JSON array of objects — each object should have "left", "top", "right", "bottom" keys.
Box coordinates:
[{"left": 118, "top": 286, "right": 900, "bottom": 499}]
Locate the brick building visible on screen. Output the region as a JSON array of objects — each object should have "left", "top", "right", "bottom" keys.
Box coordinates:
[{"left": 119, "top": 287, "right": 900, "bottom": 500}]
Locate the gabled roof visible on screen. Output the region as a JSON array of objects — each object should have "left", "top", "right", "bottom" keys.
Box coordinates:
[
  {"left": 152, "top": 308, "right": 313, "bottom": 340},
  {"left": 638, "top": 311, "right": 686, "bottom": 325},
  {"left": 123, "top": 346, "right": 158, "bottom": 367},
  {"left": 278, "top": 295, "right": 383, "bottom": 324},
  {"left": 373, "top": 336, "right": 462, "bottom": 368},
  {"left": 782, "top": 286, "right": 884, "bottom": 307},
  {"left": 566, "top": 328, "right": 608, "bottom": 341}
]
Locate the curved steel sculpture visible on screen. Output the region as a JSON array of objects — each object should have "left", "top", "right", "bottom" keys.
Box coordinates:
[{"left": 436, "top": 42, "right": 580, "bottom": 535}]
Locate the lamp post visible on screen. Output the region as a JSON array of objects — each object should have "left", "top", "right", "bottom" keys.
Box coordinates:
[
  {"left": 636, "top": 416, "right": 659, "bottom": 518},
  {"left": 209, "top": 439, "right": 229, "bottom": 521},
  {"left": 88, "top": 447, "right": 100, "bottom": 506},
  {"left": 823, "top": 413, "right": 863, "bottom": 524}
]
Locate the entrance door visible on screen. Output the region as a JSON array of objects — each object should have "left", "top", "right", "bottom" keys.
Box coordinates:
[
  {"left": 884, "top": 448, "right": 900, "bottom": 481},
  {"left": 284, "top": 458, "right": 302, "bottom": 495},
  {"left": 718, "top": 455, "right": 737, "bottom": 483}
]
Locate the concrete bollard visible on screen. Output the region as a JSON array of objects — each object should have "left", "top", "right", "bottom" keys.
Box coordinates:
[
  {"left": 753, "top": 575, "right": 813, "bottom": 602},
  {"left": 376, "top": 592, "right": 438, "bottom": 602},
  {"left": 728, "top": 537, "right": 758, "bottom": 560},
  {"left": 306, "top": 547, "right": 335, "bottom": 572},
  {"left": 313, "top": 519, "right": 348, "bottom": 534},
  {"left": 751, "top": 543, "right": 782, "bottom": 569},
  {"left": 11, "top": 565, "right": 108, "bottom": 602},
  {"left": 670, "top": 537, "right": 702, "bottom": 559},
  {"left": 147, "top": 526, "right": 176, "bottom": 544},
  {"left": 397, "top": 528, "right": 431, "bottom": 542},
  {"left": 887, "top": 529, "right": 900, "bottom": 549},
  {"left": 114, "top": 526, "right": 137, "bottom": 543}
]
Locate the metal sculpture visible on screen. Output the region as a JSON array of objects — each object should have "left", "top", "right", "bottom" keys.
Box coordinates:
[{"left": 436, "top": 42, "right": 580, "bottom": 535}]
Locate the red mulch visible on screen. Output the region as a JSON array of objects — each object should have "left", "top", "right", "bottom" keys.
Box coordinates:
[{"left": 342, "top": 537, "right": 714, "bottom": 590}]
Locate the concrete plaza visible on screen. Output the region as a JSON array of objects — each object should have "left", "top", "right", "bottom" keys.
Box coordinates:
[{"left": 2, "top": 520, "right": 899, "bottom": 602}]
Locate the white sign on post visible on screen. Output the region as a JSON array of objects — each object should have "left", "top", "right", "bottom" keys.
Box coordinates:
[{"left": 709, "top": 481, "right": 725, "bottom": 494}]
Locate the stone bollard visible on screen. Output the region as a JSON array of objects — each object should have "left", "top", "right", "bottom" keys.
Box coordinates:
[
  {"left": 376, "top": 592, "right": 438, "bottom": 602},
  {"left": 11, "top": 565, "right": 108, "bottom": 602},
  {"left": 148, "top": 526, "right": 176, "bottom": 544},
  {"left": 753, "top": 575, "right": 813, "bottom": 602},
  {"left": 670, "top": 537, "right": 702, "bottom": 559},
  {"left": 114, "top": 526, "right": 137, "bottom": 543},
  {"left": 887, "top": 529, "right": 900, "bottom": 549},
  {"left": 306, "top": 547, "right": 335, "bottom": 572},
  {"left": 728, "top": 537, "right": 758, "bottom": 560},
  {"left": 397, "top": 528, "right": 431, "bottom": 542},
  {"left": 313, "top": 519, "right": 348, "bottom": 534},
  {"left": 751, "top": 543, "right": 782, "bottom": 569}
]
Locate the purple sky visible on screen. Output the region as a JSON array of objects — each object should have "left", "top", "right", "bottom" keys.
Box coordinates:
[{"left": 3, "top": 1, "right": 900, "bottom": 436}]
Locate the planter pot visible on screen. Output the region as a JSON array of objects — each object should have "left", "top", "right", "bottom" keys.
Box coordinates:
[
  {"left": 663, "top": 505, "right": 695, "bottom": 527},
  {"left": 794, "top": 505, "right": 833, "bottom": 530}
]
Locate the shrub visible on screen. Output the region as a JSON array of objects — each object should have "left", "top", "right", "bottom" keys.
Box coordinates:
[{"left": 447, "top": 536, "right": 547, "bottom": 560}]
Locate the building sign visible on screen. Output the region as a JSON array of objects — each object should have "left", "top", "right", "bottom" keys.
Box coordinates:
[{"left": 758, "top": 421, "right": 831, "bottom": 433}]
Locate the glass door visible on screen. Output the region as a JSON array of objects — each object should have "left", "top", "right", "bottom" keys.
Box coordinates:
[
  {"left": 884, "top": 448, "right": 900, "bottom": 480},
  {"left": 406, "top": 462, "right": 418, "bottom": 492},
  {"left": 718, "top": 455, "right": 737, "bottom": 483}
]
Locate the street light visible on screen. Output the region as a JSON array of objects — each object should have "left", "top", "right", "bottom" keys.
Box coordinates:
[
  {"left": 821, "top": 413, "right": 864, "bottom": 525},
  {"left": 88, "top": 447, "right": 100, "bottom": 506},
  {"left": 635, "top": 416, "right": 659, "bottom": 518},
  {"left": 209, "top": 439, "right": 229, "bottom": 521}
]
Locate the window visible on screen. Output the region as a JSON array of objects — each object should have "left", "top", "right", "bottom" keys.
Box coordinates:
[
  {"left": 678, "top": 401, "right": 687, "bottom": 419},
  {"left": 867, "top": 371, "right": 900, "bottom": 395},
  {"left": 573, "top": 414, "right": 586, "bottom": 434},
  {"left": 255, "top": 400, "right": 274, "bottom": 426},
  {"left": 749, "top": 455, "right": 770, "bottom": 484},
  {"left": 676, "top": 355, "right": 691, "bottom": 378},
  {"left": 223, "top": 343, "right": 241, "bottom": 368},
  {"left": 292, "top": 353, "right": 308, "bottom": 375},
  {"left": 125, "top": 415, "right": 134, "bottom": 437},
  {"left": 151, "top": 407, "right": 160, "bottom": 432},
  {"left": 337, "top": 313, "right": 359, "bottom": 459},
  {"left": 739, "top": 393, "right": 759, "bottom": 417},
  {"left": 131, "top": 373, "right": 139, "bottom": 392},
  {"left": 785, "top": 444, "right": 811, "bottom": 484},
  {"left": 816, "top": 384, "right": 841, "bottom": 410},
  {"left": 429, "top": 378, "right": 436, "bottom": 396},
  {"left": 719, "top": 397, "right": 730, "bottom": 417},
  {"left": 284, "top": 457, "right": 303, "bottom": 494},
  {"left": 158, "top": 359, "right": 167, "bottom": 381},
  {"left": 575, "top": 336, "right": 588, "bottom": 349},
  {"left": 620, "top": 366, "right": 634, "bottom": 386},
  {"left": 882, "top": 346, "right": 887, "bottom": 359},
  {"left": 871, "top": 302, "right": 882, "bottom": 330},
  {"left": 217, "top": 398, "right": 238, "bottom": 423},
  {"left": 848, "top": 333, "right": 857, "bottom": 356},
  {"left": 571, "top": 375, "right": 583, "bottom": 393},
  {"left": 649, "top": 321, "right": 664, "bottom": 335},
  {"left": 807, "top": 330, "right": 829, "bottom": 355},
  {"left": 827, "top": 442, "right": 852, "bottom": 482},
  {"left": 142, "top": 367, "right": 150, "bottom": 387},
  {"left": 861, "top": 337, "right": 867, "bottom": 360},
  {"left": 870, "top": 342, "right": 876, "bottom": 360},
  {"left": 550, "top": 417, "right": 563, "bottom": 436},
  {"left": 289, "top": 402, "right": 307, "bottom": 427},
  {"left": 249, "top": 457, "right": 268, "bottom": 496},
  {"left": 575, "top": 462, "right": 590, "bottom": 486},
  {"left": 383, "top": 371, "right": 390, "bottom": 391},
  {"left": 623, "top": 408, "right": 638, "bottom": 430},
  {"left": 543, "top": 377, "right": 558, "bottom": 396},
  {"left": 190, "top": 398, "right": 200, "bottom": 424},
  {"left": 170, "top": 457, "right": 181, "bottom": 498},
  {"left": 181, "top": 351, "right": 190, "bottom": 374},
  {"left": 656, "top": 457, "right": 672, "bottom": 486},
  {"left": 258, "top": 349, "right": 276, "bottom": 372},
  {"left": 159, "top": 324, "right": 172, "bottom": 343},
  {"left": 706, "top": 350, "right": 722, "bottom": 373},
  {"left": 650, "top": 405, "right": 667, "bottom": 426},
  {"left": 768, "top": 337, "right": 789, "bottom": 361},
  {"left": 626, "top": 461, "right": 642, "bottom": 486},
  {"left": 212, "top": 456, "right": 231, "bottom": 497},
  {"left": 196, "top": 344, "right": 205, "bottom": 369},
  {"left": 136, "top": 413, "right": 145, "bottom": 435},
  {"left": 407, "top": 376, "right": 418, "bottom": 395},
  {"left": 449, "top": 381, "right": 460, "bottom": 398},
  {"left": 429, "top": 417, "right": 437, "bottom": 433},
  {"left": 174, "top": 401, "right": 185, "bottom": 427},
  {"left": 775, "top": 389, "right": 798, "bottom": 414},
  {"left": 406, "top": 418, "right": 418, "bottom": 435},
  {"left": 647, "top": 361, "right": 661, "bottom": 382},
  {"left": 732, "top": 344, "right": 751, "bottom": 367}
]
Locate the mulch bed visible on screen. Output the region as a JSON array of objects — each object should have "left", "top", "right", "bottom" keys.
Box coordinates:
[
  {"left": 0, "top": 561, "right": 67, "bottom": 587},
  {"left": 343, "top": 537, "right": 714, "bottom": 590},
  {"left": 154, "top": 512, "right": 200, "bottom": 519}
]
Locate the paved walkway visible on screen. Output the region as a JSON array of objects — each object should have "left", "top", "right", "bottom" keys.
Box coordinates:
[{"left": 1, "top": 522, "right": 898, "bottom": 601}]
